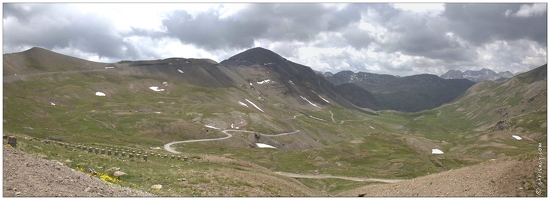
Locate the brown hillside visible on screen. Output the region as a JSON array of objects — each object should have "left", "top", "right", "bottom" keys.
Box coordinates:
[
  {"left": 339, "top": 156, "right": 547, "bottom": 197},
  {"left": 3, "top": 47, "right": 108, "bottom": 76}
]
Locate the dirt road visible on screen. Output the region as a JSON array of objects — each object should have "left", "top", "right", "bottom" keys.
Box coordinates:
[
  {"left": 163, "top": 129, "right": 301, "bottom": 154},
  {"left": 273, "top": 171, "right": 405, "bottom": 183}
]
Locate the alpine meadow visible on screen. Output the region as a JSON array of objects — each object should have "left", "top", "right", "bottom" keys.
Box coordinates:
[{"left": 3, "top": 46, "right": 546, "bottom": 197}]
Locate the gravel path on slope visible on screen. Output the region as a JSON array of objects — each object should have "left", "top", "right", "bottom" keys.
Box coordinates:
[{"left": 3, "top": 147, "right": 155, "bottom": 197}]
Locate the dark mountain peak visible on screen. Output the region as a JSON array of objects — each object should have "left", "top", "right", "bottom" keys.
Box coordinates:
[
  {"left": 221, "top": 47, "right": 286, "bottom": 66},
  {"left": 25, "top": 46, "right": 47, "bottom": 52},
  {"left": 21, "top": 47, "right": 59, "bottom": 56}
]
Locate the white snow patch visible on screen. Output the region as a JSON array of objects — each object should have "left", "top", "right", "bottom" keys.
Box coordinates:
[
  {"left": 288, "top": 80, "right": 295, "bottom": 85},
  {"left": 311, "top": 90, "right": 330, "bottom": 103},
  {"left": 431, "top": 149, "right": 444, "bottom": 154},
  {"left": 256, "top": 143, "right": 277, "bottom": 149},
  {"left": 512, "top": 135, "right": 522, "bottom": 140},
  {"left": 257, "top": 79, "right": 271, "bottom": 84},
  {"left": 300, "top": 95, "right": 320, "bottom": 108},
  {"left": 163, "top": 82, "right": 168, "bottom": 86},
  {"left": 245, "top": 99, "right": 264, "bottom": 112},
  {"left": 369, "top": 126, "right": 375, "bottom": 129},
  {"left": 185, "top": 61, "right": 189, "bottom": 63},
  {"left": 204, "top": 125, "right": 220, "bottom": 130},
  {"left": 178, "top": 69, "right": 184, "bottom": 73},
  {"left": 149, "top": 86, "right": 165, "bottom": 92},
  {"left": 95, "top": 92, "right": 106, "bottom": 96},
  {"left": 249, "top": 82, "right": 253, "bottom": 86},
  {"left": 50, "top": 102, "right": 56, "bottom": 106},
  {"left": 238, "top": 101, "right": 249, "bottom": 107},
  {"left": 154, "top": 112, "right": 161, "bottom": 114},
  {"left": 105, "top": 67, "right": 114, "bottom": 69},
  {"left": 309, "top": 115, "right": 326, "bottom": 121}
]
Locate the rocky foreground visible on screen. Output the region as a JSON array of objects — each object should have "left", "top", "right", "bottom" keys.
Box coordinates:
[{"left": 3, "top": 147, "right": 155, "bottom": 197}]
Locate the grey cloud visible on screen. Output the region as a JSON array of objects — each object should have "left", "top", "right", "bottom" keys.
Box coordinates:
[
  {"left": 3, "top": 3, "right": 154, "bottom": 61},
  {"left": 343, "top": 28, "right": 374, "bottom": 50},
  {"left": 161, "top": 9, "right": 267, "bottom": 50},
  {"left": 443, "top": 3, "right": 547, "bottom": 46},
  {"left": 158, "top": 3, "right": 366, "bottom": 51},
  {"left": 370, "top": 7, "right": 474, "bottom": 62}
]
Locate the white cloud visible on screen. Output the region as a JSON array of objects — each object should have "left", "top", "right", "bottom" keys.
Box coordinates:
[
  {"left": 392, "top": 3, "right": 444, "bottom": 16},
  {"left": 512, "top": 3, "right": 546, "bottom": 18}
]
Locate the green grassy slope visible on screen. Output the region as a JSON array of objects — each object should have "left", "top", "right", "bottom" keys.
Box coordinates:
[{"left": 3, "top": 48, "right": 545, "bottom": 196}]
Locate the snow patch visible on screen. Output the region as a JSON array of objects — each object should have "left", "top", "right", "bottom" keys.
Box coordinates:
[
  {"left": 149, "top": 86, "right": 165, "bottom": 92},
  {"left": 50, "top": 102, "right": 56, "bottom": 106},
  {"left": 95, "top": 92, "right": 106, "bottom": 96},
  {"left": 512, "top": 135, "right": 522, "bottom": 140},
  {"left": 249, "top": 82, "right": 253, "bottom": 86},
  {"left": 204, "top": 125, "right": 220, "bottom": 130},
  {"left": 245, "top": 99, "right": 264, "bottom": 112},
  {"left": 178, "top": 69, "right": 184, "bottom": 73},
  {"left": 238, "top": 101, "right": 249, "bottom": 107},
  {"left": 154, "top": 112, "right": 161, "bottom": 114},
  {"left": 369, "top": 126, "right": 375, "bottom": 129},
  {"left": 256, "top": 143, "right": 277, "bottom": 149},
  {"left": 105, "top": 67, "right": 114, "bottom": 69},
  {"left": 163, "top": 82, "right": 168, "bottom": 86},
  {"left": 300, "top": 95, "right": 320, "bottom": 108},
  {"left": 257, "top": 79, "right": 271, "bottom": 84},
  {"left": 431, "top": 149, "right": 444, "bottom": 154},
  {"left": 311, "top": 90, "right": 330, "bottom": 103}
]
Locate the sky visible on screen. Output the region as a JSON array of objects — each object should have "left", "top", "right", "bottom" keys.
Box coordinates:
[{"left": 2, "top": 2, "right": 548, "bottom": 76}]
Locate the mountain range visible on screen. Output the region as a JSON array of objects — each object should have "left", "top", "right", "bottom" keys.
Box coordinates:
[
  {"left": 323, "top": 71, "right": 476, "bottom": 112},
  {"left": 440, "top": 68, "right": 515, "bottom": 82}
]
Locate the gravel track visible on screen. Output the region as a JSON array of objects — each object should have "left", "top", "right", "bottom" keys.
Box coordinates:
[{"left": 163, "top": 129, "right": 301, "bottom": 154}]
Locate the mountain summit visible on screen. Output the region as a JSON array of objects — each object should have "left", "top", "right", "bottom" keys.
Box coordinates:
[
  {"left": 221, "top": 47, "right": 287, "bottom": 66},
  {"left": 221, "top": 47, "right": 379, "bottom": 112}
]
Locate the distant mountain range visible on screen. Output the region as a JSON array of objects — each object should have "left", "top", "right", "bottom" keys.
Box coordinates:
[
  {"left": 323, "top": 71, "right": 475, "bottom": 112},
  {"left": 440, "top": 68, "right": 515, "bottom": 82}
]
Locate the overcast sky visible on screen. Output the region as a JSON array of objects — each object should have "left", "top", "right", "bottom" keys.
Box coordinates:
[{"left": 3, "top": 3, "right": 547, "bottom": 76}]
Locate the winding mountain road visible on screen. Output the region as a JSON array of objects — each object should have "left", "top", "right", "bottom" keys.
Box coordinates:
[{"left": 163, "top": 129, "right": 301, "bottom": 154}]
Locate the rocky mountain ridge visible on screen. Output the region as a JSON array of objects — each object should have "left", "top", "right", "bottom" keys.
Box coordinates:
[{"left": 440, "top": 68, "right": 515, "bottom": 82}]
